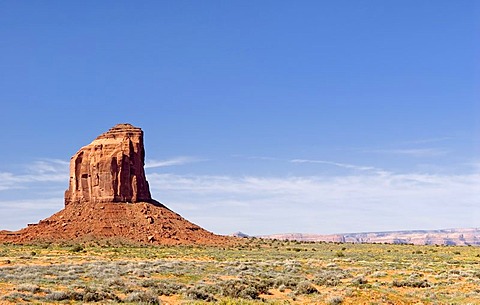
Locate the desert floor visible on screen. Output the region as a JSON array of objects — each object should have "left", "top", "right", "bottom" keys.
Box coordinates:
[{"left": 0, "top": 238, "right": 479, "bottom": 304}]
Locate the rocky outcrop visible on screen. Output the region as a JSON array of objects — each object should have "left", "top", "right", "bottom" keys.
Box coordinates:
[
  {"left": 0, "top": 124, "right": 234, "bottom": 245},
  {"left": 0, "top": 202, "right": 229, "bottom": 245},
  {"left": 65, "top": 123, "right": 151, "bottom": 206}
]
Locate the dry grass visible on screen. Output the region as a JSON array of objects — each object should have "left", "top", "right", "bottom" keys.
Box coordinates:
[{"left": 0, "top": 239, "right": 480, "bottom": 304}]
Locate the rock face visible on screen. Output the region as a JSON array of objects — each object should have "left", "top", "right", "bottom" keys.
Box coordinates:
[
  {"left": 0, "top": 124, "right": 234, "bottom": 245},
  {"left": 65, "top": 124, "right": 151, "bottom": 206}
]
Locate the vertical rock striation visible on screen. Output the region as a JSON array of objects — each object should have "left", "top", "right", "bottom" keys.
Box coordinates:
[{"left": 65, "top": 124, "right": 152, "bottom": 206}]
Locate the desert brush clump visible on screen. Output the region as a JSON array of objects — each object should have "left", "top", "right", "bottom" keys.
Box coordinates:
[
  {"left": 44, "top": 291, "right": 70, "bottom": 301},
  {"left": 314, "top": 268, "right": 352, "bottom": 286},
  {"left": 294, "top": 280, "right": 318, "bottom": 295},
  {"left": 326, "top": 295, "right": 344, "bottom": 305},
  {"left": 185, "top": 283, "right": 217, "bottom": 302},
  {"left": 1, "top": 292, "right": 34, "bottom": 302},
  {"left": 153, "top": 281, "right": 186, "bottom": 296},
  {"left": 15, "top": 283, "right": 41, "bottom": 293},
  {"left": 124, "top": 291, "right": 160, "bottom": 304}
]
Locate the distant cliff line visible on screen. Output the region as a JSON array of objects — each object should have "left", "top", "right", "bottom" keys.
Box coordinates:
[{"left": 255, "top": 228, "right": 480, "bottom": 246}]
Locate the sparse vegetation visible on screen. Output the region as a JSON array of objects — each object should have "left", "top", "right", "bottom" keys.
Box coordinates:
[{"left": 0, "top": 240, "right": 479, "bottom": 304}]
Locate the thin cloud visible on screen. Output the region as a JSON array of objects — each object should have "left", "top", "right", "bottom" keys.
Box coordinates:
[
  {"left": 1, "top": 158, "right": 479, "bottom": 236},
  {"left": 247, "top": 156, "right": 280, "bottom": 161},
  {"left": 401, "top": 137, "right": 453, "bottom": 145},
  {"left": 0, "top": 198, "right": 63, "bottom": 231},
  {"left": 365, "top": 148, "right": 448, "bottom": 157},
  {"left": 145, "top": 156, "right": 204, "bottom": 169},
  {"left": 231, "top": 154, "right": 281, "bottom": 161},
  {"left": 290, "top": 159, "right": 379, "bottom": 172},
  {"left": 0, "top": 198, "right": 63, "bottom": 210},
  {"left": 147, "top": 170, "right": 480, "bottom": 235},
  {"left": 0, "top": 172, "right": 22, "bottom": 191},
  {"left": 0, "top": 159, "right": 68, "bottom": 191},
  {"left": 29, "top": 159, "right": 69, "bottom": 174}
]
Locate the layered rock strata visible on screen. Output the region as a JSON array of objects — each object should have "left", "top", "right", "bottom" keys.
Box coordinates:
[{"left": 65, "top": 123, "right": 151, "bottom": 206}]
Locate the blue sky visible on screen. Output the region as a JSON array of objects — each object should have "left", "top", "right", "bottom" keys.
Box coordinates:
[{"left": 0, "top": 1, "right": 479, "bottom": 235}]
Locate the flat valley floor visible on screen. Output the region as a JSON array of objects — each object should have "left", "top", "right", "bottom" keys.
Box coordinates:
[{"left": 0, "top": 239, "right": 479, "bottom": 304}]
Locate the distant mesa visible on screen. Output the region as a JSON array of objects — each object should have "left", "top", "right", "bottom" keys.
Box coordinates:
[
  {"left": 260, "top": 228, "right": 480, "bottom": 246},
  {"left": 231, "top": 231, "right": 250, "bottom": 238},
  {"left": 0, "top": 123, "right": 232, "bottom": 245}
]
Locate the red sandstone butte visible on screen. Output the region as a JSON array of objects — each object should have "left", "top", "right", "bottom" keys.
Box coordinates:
[
  {"left": 0, "top": 124, "right": 232, "bottom": 245},
  {"left": 65, "top": 123, "right": 152, "bottom": 206}
]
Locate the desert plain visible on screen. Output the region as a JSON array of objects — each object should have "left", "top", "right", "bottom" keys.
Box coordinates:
[{"left": 1, "top": 238, "right": 480, "bottom": 304}]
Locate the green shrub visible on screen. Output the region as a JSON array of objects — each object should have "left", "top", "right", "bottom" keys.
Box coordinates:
[{"left": 70, "top": 245, "right": 84, "bottom": 253}]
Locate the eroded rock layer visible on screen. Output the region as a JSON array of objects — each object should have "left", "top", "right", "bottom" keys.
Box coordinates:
[{"left": 65, "top": 123, "right": 151, "bottom": 206}]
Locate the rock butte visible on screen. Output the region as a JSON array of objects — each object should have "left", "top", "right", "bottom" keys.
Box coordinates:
[
  {"left": 0, "top": 124, "right": 233, "bottom": 245},
  {"left": 65, "top": 123, "right": 152, "bottom": 206}
]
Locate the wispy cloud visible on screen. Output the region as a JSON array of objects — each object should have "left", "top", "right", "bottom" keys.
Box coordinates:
[
  {"left": 234, "top": 155, "right": 280, "bottom": 161},
  {"left": 0, "top": 159, "right": 68, "bottom": 191},
  {"left": 147, "top": 169, "right": 480, "bottom": 235},
  {"left": 401, "top": 137, "right": 452, "bottom": 145},
  {"left": 0, "top": 198, "right": 63, "bottom": 211},
  {"left": 0, "top": 159, "right": 68, "bottom": 230},
  {"left": 0, "top": 172, "right": 23, "bottom": 191},
  {"left": 145, "top": 156, "right": 204, "bottom": 169},
  {"left": 246, "top": 156, "right": 280, "bottom": 161},
  {"left": 0, "top": 198, "right": 63, "bottom": 231},
  {"left": 364, "top": 148, "right": 448, "bottom": 157},
  {"left": 290, "top": 159, "right": 381, "bottom": 172},
  {"left": 28, "top": 159, "right": 69, "bottom": 174},
  {"left": 1, "top": 157, "right": 479, "bottom": 236}
]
